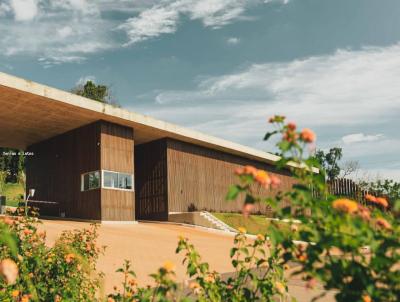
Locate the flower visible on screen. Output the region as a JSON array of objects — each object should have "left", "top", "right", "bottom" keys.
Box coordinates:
[
  {"left": 107, "top": 297, "right": 115, "bottom": 302},
  {"left": 376, "top": 218, "right": 392, "bottom": 230},
  {"left": 275, "top": 281, "right": 286, "bottom": 294},
  {"left": 243, "top": 165, "right": 258, "bottom": 177},
  {"left": 64, "top": 253, "right": 75, "bottom": 264},
  {"left": 332, "top": 199, "right": 358, "bottom": 214},
  {"left": 54, "top": 294, "right": 61, "bottom": 302},
  {"left": 162, "top": 260, "right": 175, "bottom": 273},
  {"left": 300, "top": 128, "right": 316, "bottom": 143},
  {"left": 365, "top": 194, "right": 377, "bottom": 203},
  {"left": 12, "top": 290, "right": 19, "bottom": 297},
  {"left": 0, "top": 258, "right": 19, "bottom": 285},
  {"left": 270, "top": 175, "right": 281, "bottom": 188},
  {"left": 362, "top": 294, "right": 372, "bottom": 302},
  {"left": 23, "top": 229, "right": 33, "bottom": 236},
  {"left": 290, "top": 224, "right": 299, "bottom": 232},
  {"left": 204, "top": 274, "right": 215, "bottom": 283},
  {"left": 242, "top": 203, "right": 254, "bottom": 218},
  {"left": 3, "top": 216, "right": 14, "bottom": 225},
  {"left": 238, "top": 227, "right": 247, "bottom": 234},
  {"left": 21, "top": 295, "right": 30, "bottom": 302},
  {"left": 357, "top": 205, "right": 371, "bottom": 221},
  {"left": 256, "top": 234, "right": 265, "bottom": 241},
  {"left": 189, "top": 282, "right": 202, "bottom": 294},
  {"left": 375, "top": 197, "right": 388, "bottom": 208},
  {"left": 255, "top": 170, "right": 270, "bottom": 185},
  {"left": 287, "top": 122, "right": 296, "bottom": 130}
]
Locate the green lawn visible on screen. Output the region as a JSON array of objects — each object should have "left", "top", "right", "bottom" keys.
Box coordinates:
[
  {"left": 1, "top": 183, "right": 24, "bottom": 207},
  {"left": 212, "top": 212, "right": 292, "bottom": 235}
]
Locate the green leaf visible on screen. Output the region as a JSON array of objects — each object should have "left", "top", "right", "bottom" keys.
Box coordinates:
[
  {"left": 263, "top": 130, "right": 278, "bottom": 141},
  {"left": 226, "top": 185, "right": 242, "bottom": 200}
]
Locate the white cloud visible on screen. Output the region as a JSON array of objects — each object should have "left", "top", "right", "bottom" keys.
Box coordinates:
[
  {"left": 342, "top": 133, "right": 383, "bottom": 144},
  {"left": 0, "top": 0, "right": 280, "bottom": 64},
  {"left": 119, "top": 0, "right": 285, "bottom": 45},
  {"left": 10, "top": 0, "right": 38, "bottom": 21},
  {"left": 227, "top": 37, "right": 240, "bottom": 44},
  {"left": 132, "top": 44, "right": 400, "bottom": 178}
]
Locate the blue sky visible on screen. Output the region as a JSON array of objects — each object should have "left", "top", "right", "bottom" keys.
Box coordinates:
[{"left": 0, "top": 0, "right": 399, "bottom": 181}]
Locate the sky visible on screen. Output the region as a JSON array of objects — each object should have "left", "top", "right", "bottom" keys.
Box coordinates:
[{"left": 0, "top": 0, "right": 399, "bottom": 181}]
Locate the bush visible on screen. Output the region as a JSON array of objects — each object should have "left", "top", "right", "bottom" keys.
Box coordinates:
[{"left": 0, "top": 207, "right": 103, "bottom": 301}]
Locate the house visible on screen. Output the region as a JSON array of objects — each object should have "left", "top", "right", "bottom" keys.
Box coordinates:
[{"left": 0, "top": 72, "right": 296, "bottom": 222}]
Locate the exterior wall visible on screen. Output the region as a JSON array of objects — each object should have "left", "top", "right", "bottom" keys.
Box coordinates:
[
  {"left": 26, "top": 121, "right": 135, "bottom": 221},
  {"left": 166, "top": 139, "right": 296, "bottom": 216},
  {"left": 134, "top": 139, "right": 168, "bottom": 220},
  {"left": 100, "top": 122, "right": 134, "bottom": 221},
  {"left": 26, "top": 122, "right": 102, "bottom": 220}
]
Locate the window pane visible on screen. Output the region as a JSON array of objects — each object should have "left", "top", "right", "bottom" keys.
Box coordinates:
[
  {"left": 89, "top": 171, "right": 100, "bottom": 189},
  {"left": 104, "top": 171, "right": 118, "bottom": 188},
  {"left": 118, "top": 173, "right": 132, "bottom": 189},
  {"left": 83, "top": 174, "right": 90, "bottom": 191}
]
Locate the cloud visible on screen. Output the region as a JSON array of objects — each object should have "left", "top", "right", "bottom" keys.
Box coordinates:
[
  {"left": 132, "top": 44, "right": 400, "bottom": 176},
  {"left": 10, "top": 0, "right": 38, "bottom": 21},
  {"left": 342, "top": 133, "right": 384, "bottom": 144},
  {"left": 227, "top": 37, "right": 240, "bottom": 44},
  {"left": 119, "top": 0, "right": 285, "bottom": 45},
  {"left": 0, "top": 0, "right": 282, "bottom": 64}
]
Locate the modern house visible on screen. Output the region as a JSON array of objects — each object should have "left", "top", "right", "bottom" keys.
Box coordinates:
[{"left": 0, "top": 72, "right": 296, "bottom": 222}]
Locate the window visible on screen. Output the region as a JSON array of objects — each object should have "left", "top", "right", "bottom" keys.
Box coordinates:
[
  {"left": 102, "top": 170, "right": 133, "bottom": 191},
  {"left": 81, "top": 171, "right": 100, "bottom": 191}
]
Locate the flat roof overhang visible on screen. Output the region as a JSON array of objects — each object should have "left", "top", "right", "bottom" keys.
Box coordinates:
[{"left": 0, "top": 72, "right": 281, "bottom": 165}]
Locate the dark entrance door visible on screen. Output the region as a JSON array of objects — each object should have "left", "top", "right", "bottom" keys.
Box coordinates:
[{"left": 134, "top": 140, "right": 168, "bottom": 221}]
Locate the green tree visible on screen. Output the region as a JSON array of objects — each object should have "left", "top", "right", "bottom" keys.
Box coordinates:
[
  {"left": 315, "top": 147, "right": 343, "bottom": 181},
  {"left": 72, "top": 80, "right": 119, "bottom": 106},
  {"left": 0, "top": 148, "right": 25, "bottom": 183}
]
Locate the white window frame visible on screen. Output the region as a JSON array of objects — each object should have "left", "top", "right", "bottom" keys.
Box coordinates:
[
  {"left": 101, "top": 170, "right": 134, "bottom": 192},
  {"left": 81, "top": 170, "right": 134, "bottom": 192}
]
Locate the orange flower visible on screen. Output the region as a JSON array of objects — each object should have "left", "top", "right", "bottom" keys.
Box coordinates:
[
  {"left": 275, "top": 281, "right": 286, "bottom": 294},
  {"left": 357, "top": 205, "right": 371, "bottom": 221},
  {"left": 64, "top": 253, "right": 75, "bottom": 264},
  {"left": 365, "top": 194, "right": 376, "bottom": 203},
  {"left": 23, "top": 229, "right": 33, "bottom": 236},
  {"left": 3, "top": 216, "right": 14, "bottom": 225},
  {"left": 238, "top": 227, "right": 247, "bottom": 234},
  {"left": 21, "top": 295, "right": 30, "bottom": 302},
  {"left": 270, "top": 175, "right": 281, "bottom": 188},
  {"left": 300, "top": 128, "right": 316, "bottom": 143},
  {"left": 287, "top": 122, "right": 296, "bottom": 130},
  {"left": 362, "top": 294, "right": 372, "bottom": 302},
  {"left": 12, "top": 290, "right": 19, "bottom": 297},
  {"left": 243, "top": 165, "right": 258, "bottom": 177},
  {"left": 332, "top": 199, "right": 358, "bottom": 214},
  {"left": 375, "top": 197, "right": 388, "bottom": 208},
  {"left": 255, "top": 170, "right": 271, "bottom": 188},
  {"left": 107, "top": 297, "right": 115, "bottom": 302},
  {"left": 256, "top": 234, "right": 265, "bottom": 241},
  {"left": 162, "top": 260, "right": 175, "bottom": 273},
  {"left": 376, "top": 218, "right": 392, "bottom": 230},
  {"left": 204, "top": 274, "right": 215, "bottom": 283},
  {"left": 234, "top": 167, "right": 244, "bottom": 175},
  {"left": 242, "top": 203, "right": 254, "bottom": 218},
  {"left": 0, "top": 258, "right": 19, "bottom": 285}
]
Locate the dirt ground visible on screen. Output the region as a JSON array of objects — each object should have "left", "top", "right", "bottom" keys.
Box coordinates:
[{"left": 38, "top": 219, "right": 335, "bottom": 301}]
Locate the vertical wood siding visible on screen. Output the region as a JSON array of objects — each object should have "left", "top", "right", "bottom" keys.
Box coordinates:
[
  {"left": 100, "top": 121, "right": 135, "bottom": 221},
  {"left": 134, "top": 139, "right": 168, "bottom": 220},
  {"left": 26, "top": 122, "right": 102, "bottom": 220},
  {"left": 166, "top": 139, "right": 296, "bottom": 216}
]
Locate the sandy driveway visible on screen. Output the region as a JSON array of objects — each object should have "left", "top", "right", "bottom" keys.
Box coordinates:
[{"left": 38, "top": 219, "right": 335, "bottom": 301}]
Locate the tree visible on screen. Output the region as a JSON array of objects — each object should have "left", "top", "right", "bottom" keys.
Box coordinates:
[
  {"left": 0, "top": 148, "right": 25, "bottom": 183},
  {"left": 315, "top": 147, "right": 343, "bottom": 181},
  {"left": 72, "top": 81, "right": 119, "bottom": 106},
  {"left": 340, "top": 160, "right": 360, "bottom": 178}
]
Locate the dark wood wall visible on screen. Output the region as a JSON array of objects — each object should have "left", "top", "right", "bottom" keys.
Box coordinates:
[
  {"left": 166, "top": 139, "right": 296, "bottom": 216},
  {"left": 134, "top": 139, "right": 168, "bottom": 220},
  {"left": 100, "top": 122, "right": 134, "bottom": 221},
  {"left": 26, "top": 121, "right": 135, "bottom": 221},
  {"left": 26, "top": 122, "right": 102, "bottom": 220}
]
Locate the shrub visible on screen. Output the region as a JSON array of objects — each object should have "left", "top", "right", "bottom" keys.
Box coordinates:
[{"left": 0, "top": 207, "right": 103, "bottom": 301}]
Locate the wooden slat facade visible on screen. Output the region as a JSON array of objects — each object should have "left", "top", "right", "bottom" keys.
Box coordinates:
[
  {"left": 166, "top": 139, "right": 295, "bottom": 215},
  {"left": 26, "top": 121, "right": 134, "bottom": 221},
  {"left": 134, "top": 139, "right": 168, "bottom": 220},
  {"left": 134, "top": 138, "right": 296, "bottom": 219}
]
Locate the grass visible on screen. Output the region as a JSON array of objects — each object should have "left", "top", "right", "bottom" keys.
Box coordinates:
[
  {"left": 1, "top": 182, "right": 24, "bottom": 207},
  {"left": 212, "top": 212, "right": 292, "bottom": 235}
]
